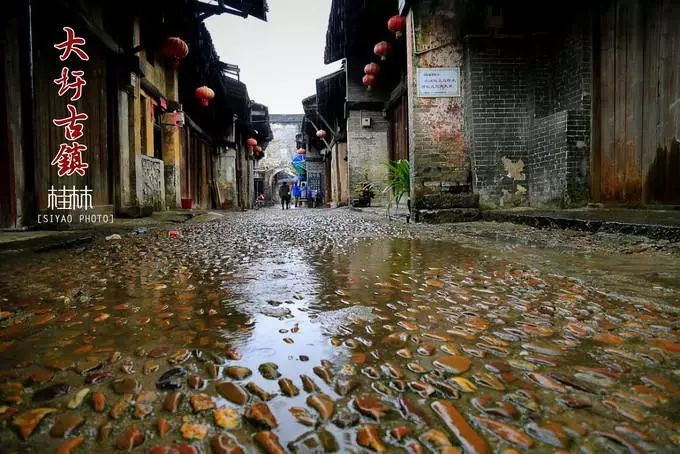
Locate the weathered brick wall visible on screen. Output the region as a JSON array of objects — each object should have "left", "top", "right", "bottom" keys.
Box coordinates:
[
  {"left": 552, "top": 21, "right": 592, "bottom": 113},
  {"left": 528, "top": 111, "right": 569, "bottom": 205},
  {"left": 407, "top": 2, "right": 469, "bottom": 207},
  {"left": 528, "top": 110, "right": 590, "bottom": 206},
  {"left": 464, "top": 16, "right": 591, "bottom": 207},
  {"left": 564, "top": 110, "right": 590, "bottom": 205},
  {"left": 346, "top": 110, "right": 389, "bottom": 205},
  {"left": 464, "top": 37, "right": 529, "bottom": 205},
  {"left": 528, "top": 20, "right": 592, "bottom": 207}
]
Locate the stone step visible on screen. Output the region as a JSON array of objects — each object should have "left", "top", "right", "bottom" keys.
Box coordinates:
[
  {"left": 415, "top": 193, "right": 479, "bottom": 210},
  {"left": 415, "top": 208, "right": 481, "bottom": 224}
]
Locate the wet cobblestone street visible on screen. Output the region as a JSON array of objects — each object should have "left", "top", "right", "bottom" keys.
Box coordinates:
[{"left": 0, "top": 208, "right": 678, "bottom": 453}]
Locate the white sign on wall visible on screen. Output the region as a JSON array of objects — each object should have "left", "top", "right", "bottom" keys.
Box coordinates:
[{"left": 417, "top": 67, "right": 460, "bottom": 97}]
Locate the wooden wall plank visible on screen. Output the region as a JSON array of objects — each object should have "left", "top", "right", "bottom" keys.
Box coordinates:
[
  {"left": 641, "top": 0, "right": 661, "bottom": 203},
  {"left": 613, "top": 0, "right": 628, "bottom": 201},
  {"left": 624, "top": 0, "right": 644, "bottom": 202},
  {"left": 599, "top": 0, "right": 618, "bottom": 201},
  {"left": 32, "top": 7, "right": 112, "bottom": 210},
  {"left": 659, "top": 0, "right": 680, "bottom": 202}
]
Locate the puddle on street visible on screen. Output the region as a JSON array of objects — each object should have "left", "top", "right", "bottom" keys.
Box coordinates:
[{"left": 0, "top": 232, "right": 678, "bottom": 453}]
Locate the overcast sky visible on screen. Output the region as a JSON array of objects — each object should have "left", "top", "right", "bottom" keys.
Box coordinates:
[{"left": 205, "top": 0, "right": 341, "bottom": 114}]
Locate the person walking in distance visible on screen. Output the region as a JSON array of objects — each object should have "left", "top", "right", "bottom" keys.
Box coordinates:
[
  {"left": 292, "top": 183, "right": 301, "bottom": 207},
  {"left": 278, "top": 182, "right": 290, "bottom": 210},
  {"left": 300, "top": 182, "right": 308, "bottom": 207}
]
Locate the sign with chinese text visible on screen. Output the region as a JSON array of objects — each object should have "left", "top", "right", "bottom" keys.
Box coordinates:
[{"left": 416, "top": 67, "right": 460, "bottom": 98}]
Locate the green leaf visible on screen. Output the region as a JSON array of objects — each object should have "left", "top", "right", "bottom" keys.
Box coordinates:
[{"left": 383, "top": 160, "right": 410, "bottom": 214}]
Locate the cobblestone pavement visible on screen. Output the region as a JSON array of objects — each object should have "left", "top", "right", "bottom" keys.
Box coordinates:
[{"left": 0, "top": 207, "right": 678, "bottom": 453}]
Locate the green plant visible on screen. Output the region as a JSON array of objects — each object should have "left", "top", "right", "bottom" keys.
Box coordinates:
[{"left": 383, "top": 159, "right": 410, "bottom": 216}]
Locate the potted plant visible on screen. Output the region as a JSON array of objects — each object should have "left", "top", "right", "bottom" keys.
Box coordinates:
[{"left": 383, "top": 159, "right": 410, "bottom": 221}]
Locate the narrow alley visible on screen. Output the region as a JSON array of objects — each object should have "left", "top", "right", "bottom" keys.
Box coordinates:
[{"left": 0, "top": 208, "right": 679, "bottom": 452}]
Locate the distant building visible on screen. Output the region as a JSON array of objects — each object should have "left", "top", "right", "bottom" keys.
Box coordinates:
[{"left": 259, "top": 114, "right": 303, "bottom": 201}]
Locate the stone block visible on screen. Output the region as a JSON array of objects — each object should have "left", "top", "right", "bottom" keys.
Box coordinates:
[
  {"left": 415, "top": 208, "right": 481, "bottom": 224},
  {"left": 414, "top": 193, "right": 479, "bottom": 210}
]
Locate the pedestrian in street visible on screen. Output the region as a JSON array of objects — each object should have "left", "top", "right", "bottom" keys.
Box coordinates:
[
  {"left": 300, "top": 183, "right": 308, "bottom": 207},
  {"left": 278, "top": 182, "right": 290, "bottom": 210},
  {"left": 314, "top": 189, "right": 324, "bottom": 208},
  {"left": 292, "top": 183, "right": 301, "bottom": 207}
]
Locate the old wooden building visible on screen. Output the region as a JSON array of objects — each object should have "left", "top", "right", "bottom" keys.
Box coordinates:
[
  {"left": 1, "top": 0, "right": 270, "bottom": 229},
  {"left": 324, "top": 0, "right": 409, "bottom": 207}
]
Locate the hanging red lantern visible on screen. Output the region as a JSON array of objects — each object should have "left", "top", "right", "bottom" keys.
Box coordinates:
[
  {"left": 364, "top": 63, "right": 381, "bottom": 76},
  {"left": 195, "top": 86, "right": 215, "bottom": 107},
  {"left": 374, "top": 41, "right": 393, "bottom": 61},
  {"left": 254, "top": 145, "right": 262, "bottom": 153},
  {"left": 387, "top": 15, "right": 407, "bottom": 39},
  {"left": 160, "top": 37, "right": 189, "bottom": 68},
  {"left": 247, "top": 138, "right": 258, "bottom": 151},
  {"left": 362, "top": 74, "right": 376, "bottom": 90},
  {"left": 316, "top": 129, "right": 327, "bottom": 139},
  {"left": 296, "top": 148, "right": 306, "bottom": 154}
]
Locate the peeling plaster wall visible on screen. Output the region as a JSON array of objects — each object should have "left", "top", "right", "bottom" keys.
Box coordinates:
[
  {"left": 407, "top": 1, "right": 469, "bottom": 208},
  {"left": 347, "top": 110, "right": 389, "bottom": 205},
  {"left": 215, "top": 149, "right": 237, "bottom": 209}
]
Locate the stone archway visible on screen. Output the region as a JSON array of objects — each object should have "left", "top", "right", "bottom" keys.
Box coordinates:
[
  {"left": 266, "top": 167, "right": 296, "bottom": 201},
  {"left": 267, "top": 167, "right": 295, "bottom": 186}
]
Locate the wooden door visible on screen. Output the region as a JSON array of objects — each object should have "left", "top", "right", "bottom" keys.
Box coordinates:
[
  {"left": 388, "top": 94, "right": 409, "bottom": 162},
  {"left": 594, "top": 0, "right": 680, "bottom": 204}
]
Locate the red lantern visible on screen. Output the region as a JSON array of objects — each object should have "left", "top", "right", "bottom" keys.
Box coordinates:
[
  {"left": 296, "top": 148, "right": 306, "bottom": 154},
  {"left": 374, "top": 41, "right": 392, "bottom": 61},
  {"left": 387, "top": 15, "right": 407, "bottom": 39},
  {"left": 195, "top": 86, "right": 215, "bottom": 107},
  {"left": 364, "top": 63, "right": 381, "bottom": 76},
  {"left": 254, "top": 145, "right": 263, "bottom": 153},
  {"left": 160, "top": 37, "right": 189, "bottom": 68},
  {"left": 362, "top": 74, "right": 376, "bottom": 90},
  {"left": 316, "top": 129, "right": 327, "bottom": 139},
  {"left": 247, "top": 138, "right": 258, "bottom": 151}
]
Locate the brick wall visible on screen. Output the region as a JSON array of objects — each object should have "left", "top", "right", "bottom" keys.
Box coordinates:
[
  {"left": 464, "top": 15, "right": 592, "bottom": 207},
  {"left": 346, "top": 110, "right": 389, "bottom": 205},
  {"left": 528, "top": 111, "right": 569, "bottom": 204},
  {"left": 564, "top": 110, "right": 590, "bottom": 204},
  {"left": 464, "top": 37, "right": 528, "bottom": 204},
  {"left": 527, "top": 110, "right": 590, "bottom": 206},
  {"left": 528, "top": 20, "right": 591, "bottom": 206}
]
